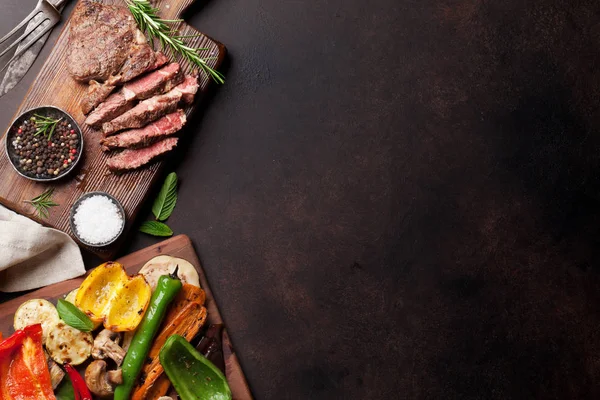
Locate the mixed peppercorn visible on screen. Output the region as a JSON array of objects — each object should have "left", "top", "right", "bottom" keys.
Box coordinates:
[{"left": 9, "top": 114, "right": 81, "bottom": 180}]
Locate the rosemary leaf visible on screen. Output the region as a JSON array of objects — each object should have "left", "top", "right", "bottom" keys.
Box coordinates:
[
  {"left": 125, "top": 0, "right": 225, "bottom": 84},
  {"left": 24, "top": 188, "right": 59, "bottom": 219}
]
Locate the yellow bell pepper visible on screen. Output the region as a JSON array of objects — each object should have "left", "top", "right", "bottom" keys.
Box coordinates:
[{"left": 75, "top": 262, "right": 151, "bottom": 332}]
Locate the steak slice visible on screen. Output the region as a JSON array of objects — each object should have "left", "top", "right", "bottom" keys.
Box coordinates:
[
  {"left": 123, "top": 63, "right": 183, "bottom": 100},
  {"left": 85, "top": 64, "right": 183, "bottom": 127},
  {"left": 106, "top": 137, "right": 179, "bottom": 172},
  {"left": 102, "top": 91, "right": 181, "bottom": 136},
  {"left": 107, "top": 51, "right": 169, "bottom": 86},
  {"left": 67, "top": 0, "right": 157, "bottom": 82},
  {"left": 81, "top": 81, "right": 116, "bottom": 115},
  {"left": 80, "top": 53, "right": 169, "bottom": 115},
  {"left": 100, "top": 110, "right": 186, "bottom": 151},
  {"left": 102, "top": 76, "right": 199, "bottom": 136},
  {"left": 174, "top": 75, "right": 200, "bottom": 105}
]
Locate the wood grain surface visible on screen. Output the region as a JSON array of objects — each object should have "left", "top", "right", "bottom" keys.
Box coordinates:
[
  {"left": 0, "top": 0, "right": 226, "bottom": 260},
  {"left": 0, "top": 235, "right": 253, "bottom": 400}
]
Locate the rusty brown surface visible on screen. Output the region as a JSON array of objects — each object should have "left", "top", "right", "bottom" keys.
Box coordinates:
[{"left": 3, "top": 0, "right": 600, "bottom": 398}]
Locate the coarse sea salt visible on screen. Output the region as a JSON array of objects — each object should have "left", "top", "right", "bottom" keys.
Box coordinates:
[{"left": 73, "top": 195, "right": 123, "bottom": 245}]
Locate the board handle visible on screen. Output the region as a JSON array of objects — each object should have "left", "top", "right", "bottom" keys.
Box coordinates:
[{"left": 157, "top": 0, "right": 200, "bottom": 20}]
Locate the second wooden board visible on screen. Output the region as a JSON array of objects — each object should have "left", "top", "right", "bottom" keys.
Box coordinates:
[
  {"left": 0, "top": 235, "right": 253, "bottom": 400},
  {"left": 0, "top": 0, "right": 226, "bottom": 259}
]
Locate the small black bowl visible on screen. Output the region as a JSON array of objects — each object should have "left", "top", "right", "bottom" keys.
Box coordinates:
[
  {"left": 69, "top": 192, "right": 126, "bottom": 248},
  {"left": 5, "top": 106, "right": 83, "bottom": 182}
]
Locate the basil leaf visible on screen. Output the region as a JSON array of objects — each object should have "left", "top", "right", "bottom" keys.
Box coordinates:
[
  {"left": 140, "top": 221, "right": 173, "bottom": 237},
  {"left": 55, "top": 375, "right": 75, "bottom": 400},
  {"left": 152, "top": 172, "right": 178, "bottom": 221},
  {"left": 56, "top": 299, "right": 94, "bottom": 332}
]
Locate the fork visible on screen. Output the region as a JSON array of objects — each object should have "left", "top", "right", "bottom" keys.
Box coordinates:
[{"left": 0, "top": 0, "right": 67, "bottom": 73}]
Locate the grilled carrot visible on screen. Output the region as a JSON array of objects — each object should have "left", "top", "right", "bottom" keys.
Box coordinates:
[{"left": 131, "top": 284, "right": 207, "bottom": 400}]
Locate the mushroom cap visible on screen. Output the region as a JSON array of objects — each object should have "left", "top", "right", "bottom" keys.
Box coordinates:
[
  {"left": 85, "top": 360, "right": 122, "bottom": 397},
  {"left": 92, "top": 329, "right": 126, "bottom": 366}
]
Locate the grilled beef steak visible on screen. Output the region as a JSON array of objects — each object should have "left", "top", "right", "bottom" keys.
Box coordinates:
[
  {"left": 81, "top": 81, "right": 116, "bottom": 115},
  {"left": 67, "top": 0, "right": 158, "bottom": 82},
  {"left": 85, "top": 63, "right": 183, "bottom": 127},
  {"left": 106, "top": 137, "right": 179, "bottom": 172},
  {"left": 102, "top": 91, "right": 181, "bottom": 136},
  {"left": 102, "top": 75, "right": 199, "bottom": 136},
  {"left": 80, "top": 53, "right": 169, "bottom": 115},
  {"left": 174, "top": 75, "right": 200, "bottom": 105},
  {"left": 100, "top": 110, "right": 186, "bottom": 151},
  {"left": 123, "top": 63, "right": 183, "bottom": 100}
]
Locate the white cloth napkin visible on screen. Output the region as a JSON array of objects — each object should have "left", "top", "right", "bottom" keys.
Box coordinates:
[{"left": 0, "top": 205, "right": 85, "bottom": 292}]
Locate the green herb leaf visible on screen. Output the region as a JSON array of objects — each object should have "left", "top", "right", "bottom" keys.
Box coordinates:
[
  {"left": 56, "top": 299, "right": 94, "bottom": 332},
  {"left": 24, "top": 188, "right": 59, "bottom": 219},
  {"left": 152, "top": 172, "right": 178, "bottom": 221},
  {"left": 125, "top": 0, "right": 225, "bottom": 84},
  {"left": 54, "top": 375, "right": 75, "bottom": 400},
  {"left": 140, "top": 221, "right": 173, "bottom": 237},
  {"left": 33, "top": 114, "right": 63, "bottom": 140}
]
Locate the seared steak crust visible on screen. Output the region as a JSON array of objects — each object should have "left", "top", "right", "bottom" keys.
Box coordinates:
[
  {"left": 68, "top": 0, "right": 156, "bottom": 82},
  {"left": 81, "top": 81, "right": 116, "bottom": 115}
]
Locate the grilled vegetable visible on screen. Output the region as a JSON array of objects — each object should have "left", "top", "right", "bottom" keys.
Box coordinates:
[
  {"left": 114, "top": 269, "right": 182, "bottom": 400},
  {"left": 64, "top": 363, "right": 93, "bottom": 400},
  {"left": 139, "top": 255, "right": 200, "bottom": 290},
  {"left": 0, "top": 324, "right": 56, "bottom": 400},
  {"left": 13, "top": 298, "right": 60, "bottom": 341},
  {"left": 75, "top": 262, "right": 152, "bottom": 332},
  {"left": 131, "top": 284, "right": 208, "bottom": 400},
  {"left": 92, "top": 329, "right": 126, "bottom": 366},
  {"left": 47, "top": 355, "right": 66, "bottom": 389},
  {"left": 85, "top": 360, "right": 123, "bottom": 397},
  {"left": 46, "top": 322, "right": 93, "bottom": 365},
  {"left": 160, "top": 335, "right": 232, "bottom": 400}
]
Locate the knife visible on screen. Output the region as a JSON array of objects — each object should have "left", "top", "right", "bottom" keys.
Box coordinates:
[{"left": 0, "top": 0, "right": 67, "bottom": 98}]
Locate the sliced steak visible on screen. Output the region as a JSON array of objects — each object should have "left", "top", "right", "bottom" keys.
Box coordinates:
[
  {"left": 174, "top": 75, "right": 200, "bottom": 105},
  {"left": 80, "top": 53, "right": 169, "bottom": 115},
  {"left": 106, "top": 137, "right": 179, "bottom": 172},
  {"left": 102, "top": 91, "right": 181, "bottom": 136},
  {"left": 67, "top": 0, "right": 157, "bottom": 82},
  {"left": 81, "top": 81, "right": 117, "bottom": 115},
  {"left": 106, "top": 51, "right": 169, "bottom": 86},
  {"left": 100, "top": 110, "right": 186, "bottom": 151},
  {"left": 102, "top": 76, "right": 199, "bottom": 136},
  {"left": 123, "top": 63, "right": 183, "bottom": 100},
  {"left": 85, "top": 64, "right": 183, "bottom": 127}
]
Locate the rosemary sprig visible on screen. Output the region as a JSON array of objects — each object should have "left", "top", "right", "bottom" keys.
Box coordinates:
[
  {"left": 24, "top": 188, "right": 59, "bottom": 219},
  {"left": 33, "top": 114, "right": 62, "bottom": 141},
  {"left": 125, "top": 0, "right": 225, "bottom": 84}
]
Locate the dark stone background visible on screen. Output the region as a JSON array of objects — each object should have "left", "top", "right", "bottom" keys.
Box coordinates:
[{"left": 3, "top": 0, "right": 600, "bottom": 398}]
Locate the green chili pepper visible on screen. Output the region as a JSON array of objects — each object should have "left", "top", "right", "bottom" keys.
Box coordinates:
[
  {"left": 160, "top": 334, "right": 232, "bottom": 400},
  {"left": 114, "top": 268, "right": 182, "bottom": 400}
]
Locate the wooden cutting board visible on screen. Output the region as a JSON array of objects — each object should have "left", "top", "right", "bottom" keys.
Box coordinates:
[
  {"left": 0, "top": 235, "right": 253, "bottom": 400},
  {"left": 0, "top": 0, "right": 225, "bottom": 259}
]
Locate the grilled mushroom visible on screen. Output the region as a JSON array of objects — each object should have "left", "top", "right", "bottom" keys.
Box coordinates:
[
  {"left": 92, "top": 329, "right": 126, "bottom": 366},
  {"left": 85, "top": 360, "right": 123, "bottom": 397},
  {"left": 46, "top": 354, "right": 65, "bottom": 389}
]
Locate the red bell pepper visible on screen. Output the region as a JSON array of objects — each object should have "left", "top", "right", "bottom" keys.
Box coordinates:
[{"left": 0, "top": 324, "right": 56, "bottom": 400}]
